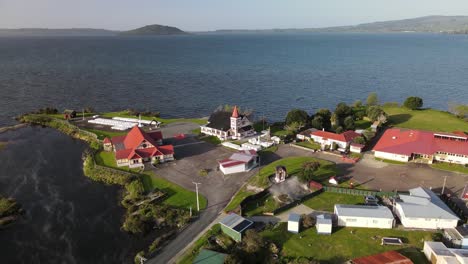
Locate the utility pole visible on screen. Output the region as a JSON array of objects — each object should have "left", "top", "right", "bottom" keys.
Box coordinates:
[
  {"left": 189, "top": 206, "right": 192, "bottom": 217},
  {"left": 82, "top": 109, "right": 85, "bottom": 120},
  {"left": 192, "top": 182, "right": 201, "bottom": 211},
  {"left": 441, "top": 176, "right": 448, "bottom": 195}
]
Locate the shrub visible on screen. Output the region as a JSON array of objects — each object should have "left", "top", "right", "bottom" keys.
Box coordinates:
[
  {"left": 285, "top": 109, "right": 309, "bottom": 127},
  {"left": 302, "top": 214, "right": 315, "bottom": 228},
  {"left": 198, "top": 169, "right": 209, "bottom": 177},
  {"left": 366, "top": 92, "right": 379, "bottom": 106},
  {"left": 353, "top": 136, "right": 366, "bottom": 145},
  {"left": 299, "top": 161, "right": 321, "bottom": 182},
  {"left": 403, "top": 96, "right": 424, "bottom": 110}
]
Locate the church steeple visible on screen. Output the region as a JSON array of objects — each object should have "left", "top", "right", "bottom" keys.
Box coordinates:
[{"left": 231, "top": 105, "right": 239, "bottom": 118}]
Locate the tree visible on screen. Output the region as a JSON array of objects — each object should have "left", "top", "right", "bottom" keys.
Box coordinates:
[
  {"left": 403, "top": 96, "right": 423, "bottom": 110},
  {"left": 285, "top": 121, "right": 304, "bottom": 133},
  {"left": 334, "top": 126, "right": 343, "bottom": 134},
  {"left": 285, "top": 109, "right": 309, "bottom": 126},
  {"left": 353, "top": 136, "right": 366, "bottom": 145},
  {"left": 353, "top": 100, "right": 363, "bottom": 108},
  {"left": 310, "top": 115, "right": 323, "bottom": 130},
  {"left": 449, "top": 103, "right": 468, "bottom": 119},
  {"left": 366, "top": 106, "right": 386, "bottom": 121},
  {"left": 299, "top": 161, "right": 321, "bottom": 182},
  {"left": 334, "top": 103, "right": 353, "bottom": 119},
  {"left": 343, "top": 116, "right": 355, "bottom": 130},
  {"left": 242, "top": 229, "right": 264, "bottom": 253},
  {"left": 314, "top": 109, "right": 332, "bottom": 130},
  {"left": 366, "top": 92, "right": 379, "bottom": 106}
]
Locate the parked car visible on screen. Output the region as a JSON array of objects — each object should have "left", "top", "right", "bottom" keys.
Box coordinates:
[{"left": 365, "top": 195, "right": 379, "bottom": 205}]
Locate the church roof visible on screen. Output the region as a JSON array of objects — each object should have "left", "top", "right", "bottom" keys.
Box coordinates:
[
  {"left": 232, "top": 106, "right": 239, "bottom": 118},
  {"left": 205, "top": 111, "right": 232, "bottom": 131}
]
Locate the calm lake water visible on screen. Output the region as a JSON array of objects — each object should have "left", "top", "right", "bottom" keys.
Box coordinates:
[
  {"left": 0, "top": 33, "right": 468, "bottom": 126},
  {"left": 0, "top": 127, "right": 152, "bottom": 263},
  {"left": 0, "top": 33, "right": 468, "bottom": 263}
]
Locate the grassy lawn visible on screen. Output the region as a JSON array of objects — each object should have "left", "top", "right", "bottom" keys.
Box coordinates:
[
  {"left": 295, "top": 140, "right": 321, "bottom": 150},
  {"left": 355, "top": 119, "right": 372, "bottom": 129},
  {"left": 431, "top": 162, "right": 468, "bottom": 174},
  {"left": 224, "top": 187, "right": 255, "bottom": 212},
  {"left": 225, "top": 157, "right": 338, "bottom": 212},
  {"left": 243, "top": 194, "right": 279, "bottom": 216},
  {"left": 375, "top": 157, "right": 407, "bottom": 165},
  {"left": 199, "top": 135, "right": 222, "bottom": 145},
  {"left": 248, "top": 157, "right": 339, "bottom": 189},
  {"left": 81, "top": 128, "right": 126, "bottom": 140},
  {"left": 95, "top": 151, "right": 117, "bottom": 167},
  {"left": 177, "top": 224, "right": 222, "bottom": 264},
  {"left": 383, "top": 106, "right": 468, "bottom": 133},
  {"left": 101, "top": 111, "right": 207, "bottom": 126},
  {"left": 141, "top": 172, "right": 207, "bottom": 210},
  {"left": 302, "top": 192, "right": 364, "bottom": 212},
  {"left": 261, "top": 223, "right": 434, "bottom": 263}
]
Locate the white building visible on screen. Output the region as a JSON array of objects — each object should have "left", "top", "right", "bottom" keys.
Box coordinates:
[
  {"left": 288, "top": 213, "right": 300, "bottom": 233},
  {"left": 218, "top": 150, "right": 259, "bottom": 175},
  {"left": 296, "top": 128, "right": 318, "bottom": 141},
  {"left": 350, "top": 143, "right": 365, "bottom": 153},
  {"left": 316, "top": 214, "right": 332, "bottom": 235},
  {"left": 310, "top": 130, "right": 361, "bottom": 151},
  {"left": 334, "top": 204, "right": 394, "bottom": 229},
  {"left": 445, "top": 225, "right": 468, "bottom": 249},
  {"left": 200, "top": 106, "right": 256, "bottom": 141},
  {"left": 394, "top": 187, "right": 460, "bottom": 229},
  {"left": 373, "top": 129, "right": 468, "bottom": 165},
  {"left": 423, "top": 241, "right": 468, "bottom": 264}
]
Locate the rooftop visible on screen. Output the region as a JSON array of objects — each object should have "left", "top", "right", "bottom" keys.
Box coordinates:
[
  {"left": 288, "top": 213, "right": 301, "bottom": 222},
  {"left": 311, "top": 130, "right": 360, "bottom": 143},
  {"left": 396, "top": 187, "right": 459, "bottom": 220},
  {"left": 352, "top": 250, "right": 413, "bottom": 264},
  {"left": 373, "top": 128, "right": 468, "bottom": 156},
  {"left": 219, "top": 213, "right": 253, "bottom": 233},
  {"left": 334, "top": 204, "right": 394, "bottom": 219}
]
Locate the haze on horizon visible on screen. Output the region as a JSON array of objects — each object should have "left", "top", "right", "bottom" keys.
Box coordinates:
[{"left": 1, "top": 0, "right": 468, "bottom": 31}]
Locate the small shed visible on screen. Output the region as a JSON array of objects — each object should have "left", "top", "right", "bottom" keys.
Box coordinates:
[
  {"left": 350, "top": 143, "right": 365, "bottom": 153},
  {"left": 288, "top": 213, "right": 300, "bottom": 233},
  {"left": 316, "top": 214, "right": 332, "bottom": 235},
  {"left": 219, "top": 213, "right": 253, "bottom": 242},
  {"left": 193, "top": 249, "right": 227, "bottom": 264}
]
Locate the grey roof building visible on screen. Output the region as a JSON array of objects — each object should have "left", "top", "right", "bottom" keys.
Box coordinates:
[
  {"left": 395, "top": 187, "right": 459, "bottom": 229},
  {"left": 334, "top": 204, "right": 394, "bottom": 229}
]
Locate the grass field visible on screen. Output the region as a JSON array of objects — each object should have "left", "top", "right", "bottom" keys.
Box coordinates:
[
  {"left": 431, "top": 162, "right": 468, "bottom": 174},
  {"left": 261, "top": 223, "right": 434, "bottom": 263},
  {"left": 295, "top": 140, "right": 321, "bottom": 150},
  {"left": 141, "top": 172, "right": 207, "bottom": 210},
  {"left": 101, "top": 111, "right": 207, "bottom": 125},
  {"left": 248, "top": 157, "right": 339, "bottom": 189},
  {"left": 383, "top": 106, "right": 468, "bottom": 132},
  {"left": 82, "top": 128, "right": 126, "bottom": 140},
  {"left": 224, "top": 157, "right": 338, "bottom": 212},
  {"left": 355, "top": 119, "right": 373, "bottom": 129},
  {"left": 302, "top": 192, "right": 365, "bottom": 212}
]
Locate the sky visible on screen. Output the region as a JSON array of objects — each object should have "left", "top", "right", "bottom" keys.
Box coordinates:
[{"left": 0, "top": 0, "right": 468, "bottom": 31}]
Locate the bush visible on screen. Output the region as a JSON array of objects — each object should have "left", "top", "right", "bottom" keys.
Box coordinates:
[
  {"left": 198, "top": 169, "right": 209, "bottom": 177},
  {"left": 285, "top": 109, "right": 309, "bottom": 126},
  {"left": 302, "top": 214, "right": 315, "bottom": 228},
  {"left": 299, "top": 161, "right": 321, "bottom": 182},
  {"left": 353, "top": 136, "right": 366, "bottom": 145},
  {"left": 403, "top": 96, "right": 424, "bottom": 110},
  {"left": 366, "top": 92, "right": 379, "bottom": 106}
]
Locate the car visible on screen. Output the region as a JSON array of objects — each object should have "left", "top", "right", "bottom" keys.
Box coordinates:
[{"left": 365, "top": 195, "right": 378, "bottom": 203}]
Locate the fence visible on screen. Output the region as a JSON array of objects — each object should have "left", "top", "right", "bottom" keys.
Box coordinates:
[
  {"left": 272, "top": 188, "right": 324, "bottom": 215},
  {"left": 323, "top": 186, "right": 397, "bottom": 197}
]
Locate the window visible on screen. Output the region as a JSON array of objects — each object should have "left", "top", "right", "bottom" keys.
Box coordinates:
[
  {"left": 372, "top": 220, "right": 379, "bottom": 224},
  {"left": 346, "top": 218, "right": 357, "bottom": 222}
]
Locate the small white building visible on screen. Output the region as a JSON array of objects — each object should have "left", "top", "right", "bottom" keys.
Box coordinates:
[
  {"left": 316, "top": 214, "right": 332, "bottom": 235},
  {"left": 296, "top": 128, "right": 318, "bottom": 141},
  {"left": 218, "top": 150, "right": 259, "bottom": 175},
  {"left": 310, "top": 130, "right": 360, "bottom": 151},
  {"left": 445, "top": 225, "right": 468, "bottom": 249},
  {"left": 334, "top": 204, "right": 394, "bottom": 229},
  {"left": 350, "top": 143, "right": 365, "bottom": 153},
  {"left": 423, "top": 241, "right": 468, "bottom": 264},
  {"left": 288, "top": 213, "right": 300, "bottom": 233},
  {"left": 394, "top": 187, "right": 459, "bottom": 229}
]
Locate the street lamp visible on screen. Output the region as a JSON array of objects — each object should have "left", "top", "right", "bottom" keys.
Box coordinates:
[{"left": 192, "top": 182, "right": 201, "bottom": 212}]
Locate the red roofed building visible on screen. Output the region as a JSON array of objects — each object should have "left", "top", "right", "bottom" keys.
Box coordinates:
[
  {"left": 310, "top": 130, "right": 361, "bottom": 151},
  {"left": 218, "top": 149, "right": 259, "bottom": 175},
  {"left": 373, "top": 128, "right": 468, "bottom": 164},
  {"left": 105, "top": 126, "right": 174, "bottom": 168},
  {"left": 351, "top": 251, "right": 413, "bottom": 264}
]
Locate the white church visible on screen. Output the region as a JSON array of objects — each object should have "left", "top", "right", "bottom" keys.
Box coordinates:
[{"left": 200, "top": 106, "right": 256, "bottom": 140}]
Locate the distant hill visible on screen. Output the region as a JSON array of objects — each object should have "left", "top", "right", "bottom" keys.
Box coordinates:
[
  {"left": 119, "top": 24, "right": 187, "bottom": 36},
  {"left": 0, "top": 28, "right": 116, "bottom": 37},
  {"left": 202, "top": 16, "right": 468, "bottom": 34}
]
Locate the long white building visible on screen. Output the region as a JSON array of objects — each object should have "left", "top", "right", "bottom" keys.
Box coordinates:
[
  {"left": 395, "top": 187, "right": 459, "bottom": 229},
  {"left": 334, "top": 204, "right": 394, "bottom": 229}
]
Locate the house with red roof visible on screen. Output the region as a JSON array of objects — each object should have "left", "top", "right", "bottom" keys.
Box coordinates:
[
  {"left": 373, "top": 128, "right": 468, "bottom": 164},
  {"left": 310, "top": 129, "right": 361, "bottom": 151},
  {"left": 218, "top": 149, "right": 259, "bottom": 175},
  {"left": 103, "top": 126, "right": 174, "bottom": 168},
  {"left": 200, "top": 106, "right": 255, "bottom": 141}
]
